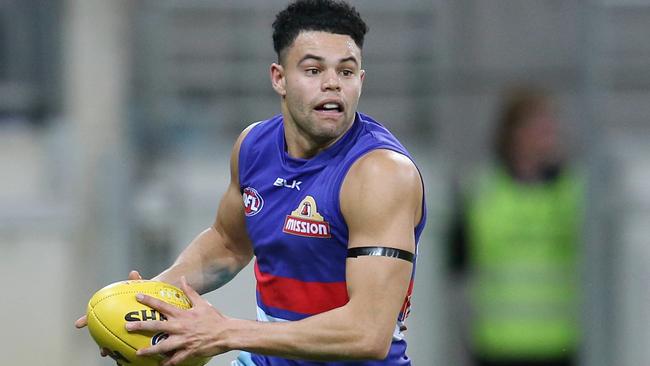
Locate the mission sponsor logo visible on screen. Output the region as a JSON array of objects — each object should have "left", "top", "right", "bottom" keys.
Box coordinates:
[
  {"left": 283, "top": 195, "right": 331, "bottom": 238},
  {"left": 243, "top": 187, "right": 264, "bottom": 217}
]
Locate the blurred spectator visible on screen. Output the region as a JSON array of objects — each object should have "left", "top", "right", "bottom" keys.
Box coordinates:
[{"left": 447, "top": 85, "right": 584, "bottom": 366}]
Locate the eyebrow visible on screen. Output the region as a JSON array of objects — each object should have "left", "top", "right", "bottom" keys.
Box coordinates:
[{"left": 297, "top": 54, "right": 359, "bottom": 66}]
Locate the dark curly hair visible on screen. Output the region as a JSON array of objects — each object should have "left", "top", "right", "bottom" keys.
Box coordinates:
[{"left": 272, "top": 0, "right": 368, "bottom": 63}]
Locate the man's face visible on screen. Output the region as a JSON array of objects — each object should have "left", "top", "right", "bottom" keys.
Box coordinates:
[
  {"left": 513, "top": 104, "right": 561, "bottom": 163},
  {"left": 271, "top": 31, "right": 365, "bottom": 145}
]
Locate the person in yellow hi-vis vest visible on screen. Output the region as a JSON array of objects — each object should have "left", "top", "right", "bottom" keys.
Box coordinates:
[{"left": 448, "top": 86, "right": 584, "bottom": 366}]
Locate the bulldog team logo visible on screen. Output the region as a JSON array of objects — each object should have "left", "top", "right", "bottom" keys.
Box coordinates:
[
  {"left": 283, "top": 196, "right": 331, "bottom": 238},
  {"left": 243, "top": 187, "right": 264, "bottom": 217}
]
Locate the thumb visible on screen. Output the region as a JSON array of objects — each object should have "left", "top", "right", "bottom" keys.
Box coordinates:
[
  {"left": 128, "top": 270, "right": 143, "bottom": 280},
  {"left": 75, "top": 315, "right": 88, "bottom": 329},
  {"left": 180, "top": 276, "right": 202, "bottom": 304}
]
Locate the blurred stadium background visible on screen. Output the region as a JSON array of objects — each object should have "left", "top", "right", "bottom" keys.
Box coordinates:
[{"left": 1, "top": 0, "right": 649, "bottom": 365}]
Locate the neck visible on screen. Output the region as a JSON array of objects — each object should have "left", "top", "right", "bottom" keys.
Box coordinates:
[
  {"left": 282, "top": 108, "right": 355, "bottom": 159},
  {"left": 512, "top": 161, "right": 541, "bottom": 181},
  {"left": 285, "top": 129, "right": 338, "bottom": 159},
  {"left": 509, "top": 154, "right": 557, "bottom": 182}
]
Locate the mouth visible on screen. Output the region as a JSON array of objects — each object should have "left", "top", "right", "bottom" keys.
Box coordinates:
[{"left": 314, "top": 100, "right": 344, "bottom": 114}]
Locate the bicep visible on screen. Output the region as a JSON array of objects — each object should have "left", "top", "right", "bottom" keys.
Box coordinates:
[
  {"left": 342, "top": 149, "right": 422, "bottom": 253},
  {"left": 212, "top": 182, "right": 252, "bottom": 259},
  {"left": 341, "top": 150, "right": 423, "bottom": 335}
]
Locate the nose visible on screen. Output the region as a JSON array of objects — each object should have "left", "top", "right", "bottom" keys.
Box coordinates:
[{"left": 321, "top": 70, "right": 341, "bottom": 92}]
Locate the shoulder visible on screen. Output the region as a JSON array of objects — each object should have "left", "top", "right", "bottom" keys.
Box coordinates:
[
  {"left": 238, "top": 115, "right": 282, "bottom": 144},
  {"left": 230, "top": 120, "right": 270, "bottom": 180},
  {"left": 355, "top": 113, "right": 404, "bottom": 146},
  {"left": 341, "top": 149, "right": 423, "bottom": 222},
  {"left": 236, "top": 115, "right": 283, "bottom": 158},
  {"left": 232, "top": 121, "right": 262, "bottom": 158},
  {"left": 347, "top": 149, "right": 421, "bottom": 188},
  {"left": 236, "top": 121, "right": 261, "bottom": 146}
]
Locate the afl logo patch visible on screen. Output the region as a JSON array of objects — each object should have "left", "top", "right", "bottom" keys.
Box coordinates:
[{"left": 243, "top": 187, "right": 264, "bottom": 216}]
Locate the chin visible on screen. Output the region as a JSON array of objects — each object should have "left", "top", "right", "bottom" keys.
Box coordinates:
[
  {"left": 304, "top": 114, "right": 353, "bottom": 142},
  {"left": 314, "top": 130, "right": 341, "bottom": 143},
  {"left": 308, "top": 126, "right": 342, "bottom": 144}
]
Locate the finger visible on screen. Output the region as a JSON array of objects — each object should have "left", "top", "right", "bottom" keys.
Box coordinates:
[
  {"left": 161, "top": 349, "right": 191, "bottom": 366},
  {"left": 180, "top": 276, "right": 202, "bottom": 305},
  {"left": 136, "top": 337, "right": 184, "bottom": 357},
  {"left": 125, "top": 320, "right": 170, "bottom": 333},
  {"left": 129, "top": 270, "right": 143, "bottom": 280},
  {"left": 135, "top": 293, "right": 179, "bottom": 316},
  {"left": 75, "top": 315, "right": 88, "bottom": 329}
]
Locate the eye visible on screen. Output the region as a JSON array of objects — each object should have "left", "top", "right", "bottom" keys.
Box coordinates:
[
  {"left": 305, "top": 68, "right": 320, "bottom": 75},
  {"left": 341, "top": 70, "right": 354, "bottom": 77}
]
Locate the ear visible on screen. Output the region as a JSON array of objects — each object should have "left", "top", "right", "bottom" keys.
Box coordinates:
[
  {"left": 359, "top": 69, "right": 366, "bottom": 95},
  {"left": 270, "top": 63, "right": 287, "bottom": 97}
]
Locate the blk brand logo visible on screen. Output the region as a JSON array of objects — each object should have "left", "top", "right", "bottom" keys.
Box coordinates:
[{"left": 274, "top": 178, "right": 302, "bottom": 191}]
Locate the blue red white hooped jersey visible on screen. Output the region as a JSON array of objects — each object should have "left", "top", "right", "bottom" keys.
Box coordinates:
[{"left": 238, "top": 112, "right": 427, "bottom": 366}]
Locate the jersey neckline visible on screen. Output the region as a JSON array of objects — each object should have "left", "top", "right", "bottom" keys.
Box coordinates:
[{"left": 277, "top": 113, "right": 364, "bottom": 172}]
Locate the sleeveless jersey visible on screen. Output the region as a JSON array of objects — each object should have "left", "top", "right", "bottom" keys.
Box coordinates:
[{"left": 238, "top": 112, "right": 427, "bottom": 366}]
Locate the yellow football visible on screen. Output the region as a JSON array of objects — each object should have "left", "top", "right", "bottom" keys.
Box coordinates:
[{"left": 86, "top": 279, "right": 210, "bottom": 366}]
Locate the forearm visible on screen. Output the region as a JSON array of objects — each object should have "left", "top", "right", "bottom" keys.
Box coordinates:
[
  {"left": 218, "top": 255, "right": 412, "bottom": 361},
  {"left": 154, "top": 226, "right": 251, "bottom": 294},
  {"left": 222, "top": 302, "right": 393, "bottom": 361},
  {"left": 218, "top": 251, "right": 412, "bottom": 361}
]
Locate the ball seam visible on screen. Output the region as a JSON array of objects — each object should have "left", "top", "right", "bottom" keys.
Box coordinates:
[
  {"left": 90, "top": 290, "right": 190, "bottom": 309},
  {"left": 89, "top": 308, "right": 138, "bottom": 353}
]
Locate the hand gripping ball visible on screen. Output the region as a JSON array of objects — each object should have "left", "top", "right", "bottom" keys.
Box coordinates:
[{"left": 86, "top": 280, "right": 210, "bottom": 366}]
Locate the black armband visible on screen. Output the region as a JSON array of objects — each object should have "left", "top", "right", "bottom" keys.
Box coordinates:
[{"left": 347, "top": 246, "right": 415, "bottom": 263}]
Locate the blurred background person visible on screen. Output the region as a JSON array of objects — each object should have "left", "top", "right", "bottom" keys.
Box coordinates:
[{"left": 447, "top": 85, "right": 584, "bottom": 366}]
